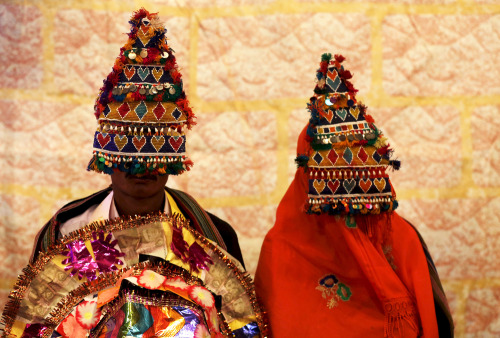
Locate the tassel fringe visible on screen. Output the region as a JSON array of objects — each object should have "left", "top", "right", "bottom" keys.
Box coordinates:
[
  {"left": 384, "top": 298, "right": 420, "bottom": 338},
  {"left": 87, "top": 153, "right": 192, "bottom": 176}
]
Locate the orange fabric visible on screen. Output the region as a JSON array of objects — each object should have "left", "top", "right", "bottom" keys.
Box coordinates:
[{"left": 255, "top": 127, "right": 439, "bottom": 337}]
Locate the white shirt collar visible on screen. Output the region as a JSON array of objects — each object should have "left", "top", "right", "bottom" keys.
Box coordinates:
[
  {"left": 96, "top": 190, "right": 171, "bottom": 220},
  {"left": 59, "top": 190, "right": 171, "bottom": 237}
]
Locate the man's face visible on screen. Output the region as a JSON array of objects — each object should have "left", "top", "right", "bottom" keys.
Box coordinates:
[{"left": 110, "top": 171, "right": 169, "bottom": 200}]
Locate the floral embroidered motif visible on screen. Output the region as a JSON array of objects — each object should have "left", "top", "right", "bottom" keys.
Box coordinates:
[
  {"left": 316, "top": 274, "right": 352, "bottom": 309},
  {"left": 345, "top": 214, "right": 356, "bottom": 228},
  {"left": 188, "top": 242, "right": 213, "bottom": 272}
]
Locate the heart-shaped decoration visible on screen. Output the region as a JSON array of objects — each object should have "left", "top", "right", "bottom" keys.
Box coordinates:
[
  {"left": 114, "top": 134, "right": 128, "bottom": 151},
  {"left": 151, "top": 136, "right": 165, "bottom": 152},
  {"left": 336, "top": 109, "right": 348, "bottom": 121},
  {"left": 137, "top": 67, "right": 150, "bottom": 81},
  {"left": 137, "top": 28, "right": 149, "bottom": 47},
  {"left": 323, "top": 109, "right": 334, "bottom": 123},
  {"left": 168, "top": 136, "right": 183, "bottom": 152},
  {"left": 124, "top": 66, "right": 135, "bottom": 81},
  {"left": 140, "top": 23, "right": 149, "bottom": 34},
  {"left": 97, "top": 133, "right": 111, "bottom": 148},
  {"left": 327, "top": 180, "right": 340, "bottom": 194},
  {"left": 374, "top": 178, "right": 387, "bottom": 192},
  {"left": 359, "top": 178, "right": 372, "bottom": 193},
  {"left": 132, "top": 136, "right": 146, "bottom": 152},
  {"left": 313, "top": 180, "right": 326, "bottom": 194},
  {"left": 349, "top": 107, "right": 360, "bottom": 120},
  {"left": 152, "top": 67, "right": 163, "bottom": 82},
  {"left": 343, "top": 179, "right": 356, "bottom": 194},
  {"left": 326, "top": 69, "right": 341, "bottom": 91}
]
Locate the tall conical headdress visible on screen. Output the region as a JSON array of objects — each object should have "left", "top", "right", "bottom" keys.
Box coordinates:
[
  {"left": 297, "top": 53, "right": 400, "bottom": 215},
  {"left": 88, "top": 9, "right": 195, "bottom": 176}
]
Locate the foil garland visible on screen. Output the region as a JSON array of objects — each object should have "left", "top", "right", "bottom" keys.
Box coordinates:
[
  {"left": 1, "top": 213, "right": 268, "bottom": 338},
  {"left": 185, "top": 224, "right": 268, "bottom": 337}
]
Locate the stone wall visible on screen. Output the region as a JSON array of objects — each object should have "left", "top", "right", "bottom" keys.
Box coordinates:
[{"left": 1, "top": 1, "right": 499, "bottom": 336}]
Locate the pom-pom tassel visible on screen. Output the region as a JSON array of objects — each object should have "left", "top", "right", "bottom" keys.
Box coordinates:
[
  {"left": 389, "top": 160, "right": 401, "bottom": 171},
  {"left": 321, "top": 53, "right": 332, "bottom": 62},
  {"left": 295, "top": 155, "right": 309, "bottom": 168}
]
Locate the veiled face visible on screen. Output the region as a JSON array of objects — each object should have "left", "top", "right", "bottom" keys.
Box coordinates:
[{"left": 110, "top": 171, "right": 169, "bottom": 200}]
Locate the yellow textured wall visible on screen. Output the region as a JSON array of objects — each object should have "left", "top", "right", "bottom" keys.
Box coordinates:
[{"left": 1, "top": 0, "right": 499, "bottom": 336}]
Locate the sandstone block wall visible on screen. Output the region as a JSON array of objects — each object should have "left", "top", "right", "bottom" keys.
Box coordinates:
[{"left": 1, "top": 1, "right": 499, "bottom": 336}]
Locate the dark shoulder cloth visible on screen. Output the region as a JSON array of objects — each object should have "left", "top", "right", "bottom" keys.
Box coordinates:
[
  {"left": 205, "top": 211, "right": 245, "bottom": 269},
  {"left": 407, "top": 222, "right": 455, "bottom": 338},
  {"left": 30, "top": 187, "right": 245, "bottom": 268},
  {"left": 30, "top": 187, "right": 112, "bottom": 263}
]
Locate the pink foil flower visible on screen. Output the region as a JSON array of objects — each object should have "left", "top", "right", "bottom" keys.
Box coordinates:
[
  {"left": 188, "top": 242, "right": 213, "bottom": 272},
  {"left": 171, "top": 223, "right": 189, "bottom": 261},
  {"left": 62, "top": 240, "right": 99, "bottom": 281},
  {"left": 91, "top": 231, "right": 125, "bottom": 273},
  {"left": 21, "top": 323, "right": 48, "bottom": 338},
  {"left": 62, "top": 232, "right": 124, "bottom": 281}
]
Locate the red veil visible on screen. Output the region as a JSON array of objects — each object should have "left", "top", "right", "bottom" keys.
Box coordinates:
[{"left": 255, "top": 126, "right": 449, "bottom": 337}]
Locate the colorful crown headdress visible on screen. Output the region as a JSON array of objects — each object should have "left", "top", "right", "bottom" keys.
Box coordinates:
[
  {"left": 88, "top": 9, "right": 195, "bottom": 176},
  {"left": 297, "top": 53, "right": 400, "bottom": 215}
]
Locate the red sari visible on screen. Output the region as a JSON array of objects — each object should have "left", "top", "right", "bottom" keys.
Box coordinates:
[{"left": 255, "top": 127, "right": 443, "bottom": 337}]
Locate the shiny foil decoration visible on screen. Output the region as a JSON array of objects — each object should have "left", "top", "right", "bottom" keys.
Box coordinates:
[
  {"left": 170, "top": 221, "right": 189, "bottom": 261},
  {"left": 94, "top": 292, "right": 204, "bottom": 337},
  {"left": 20, "top": 323, "right": 49, "bottom": 338},
  {"left": 1, "top": 214, "right": 268, "bottom": 338},
  {"left": 187, "top": 242, "right": 213, "bottom": 272},
  {"left": 91, "top": 231, "right": 125, "bottom": 274},
  {"left": 61, "top": 239, "right": 100, "bottom": 281},
  {"left": 61, "top": 231, "right": 124, "bottom": 281}
]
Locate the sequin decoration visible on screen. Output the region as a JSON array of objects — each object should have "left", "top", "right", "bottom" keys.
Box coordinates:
[{"left": 316, "top": 274, "right": 352, "bottom": 309}]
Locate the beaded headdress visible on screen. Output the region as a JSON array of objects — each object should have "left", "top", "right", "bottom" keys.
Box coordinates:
[
  {"left": 297, "top": 54, "right": 400, "bottom": 215},
  {"left": 88, "top": 9, "right": 195, "bottom": 176}
]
